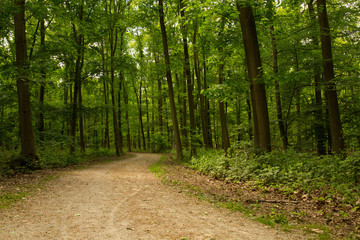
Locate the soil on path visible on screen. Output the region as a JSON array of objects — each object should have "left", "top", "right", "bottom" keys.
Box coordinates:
[{"left": 0, "top": 153, "right": 307, "bottom": 239}]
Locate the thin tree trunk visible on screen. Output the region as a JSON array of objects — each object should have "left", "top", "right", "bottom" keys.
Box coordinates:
[
  {"left": 218, "top": 63, "right": 230, "bottom": 151},
  {"left": 159, "top": 0, "right": 182, "bottom": 160},
  {"left": 79, "top": 81, "right": 85, "bottom": 152},
  {"left": 180, "top": 0, "right": 196, "bottom": 156},
  {"left": 38, "top": 19, "right": 46, "bottom": 143},
  {"left": 14, "top": 0, "right": 38, "bottom": 163},
  {"left": 203, "top": 51, "right": 213, "bottom": 147},
  {"left": 237, "top": 1, "right": 271, "bottom": 152},
  {"left": 193, "top": 20, "right": 209, "bottom": 148},
  {"left": 268, "top": 18, "right": 288, "bottom": 149},
  {"left": 123, "top": 80, "right": 131, "bottom": 152}
]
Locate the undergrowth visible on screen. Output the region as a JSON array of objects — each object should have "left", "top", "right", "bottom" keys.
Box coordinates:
[
  {"left": 0, "top": 146, "right": 118, "bottom": 176},
  {"left": 189, "top": 147, "right": 360, "bottom": 206}
]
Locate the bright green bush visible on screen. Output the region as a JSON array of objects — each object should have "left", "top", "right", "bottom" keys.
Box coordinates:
[{"left": 189, "top": 147, "right": 360, "bottom": 205}]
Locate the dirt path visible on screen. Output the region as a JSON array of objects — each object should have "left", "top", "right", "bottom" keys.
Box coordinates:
[{"left": 0, "top": 153, "right": 307, "bottom": 239}]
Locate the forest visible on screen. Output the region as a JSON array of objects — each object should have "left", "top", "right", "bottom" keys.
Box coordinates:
[{"left": 0, "top": 0, "right": 360, "bottom": 235}]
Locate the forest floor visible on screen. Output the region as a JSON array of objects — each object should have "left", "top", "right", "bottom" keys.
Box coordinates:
[{"left": 0, "top": 153, "right": 312, "bottom": 240}]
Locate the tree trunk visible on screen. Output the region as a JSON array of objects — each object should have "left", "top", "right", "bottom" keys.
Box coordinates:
[
  {"left": 180, "top": 0, "right": 196, "bottom": 156},
  {"left": 203, "top": 51, "right": 213, "bottom": 147},
  {"left": 308, "top": 0, "right": 326, "bottom": 155},
  {"left": 14, "top": 0, "right": 38, "bottom": 163},
  {"left": 269, "top": 20, "right": 288, "bottom": 149},
  {"left": 159, "top": 0, "right": 182, "bottom": 160},
  {"left": 237, "top": 1, "right": 271, "bottom": 152},
  {"left": 38, "top": 19, "right": 46, "bottom": 143},
  {"left": 123, "top": 80, "right": 131, "bottom": 152},
  {"left": 218, "top": 63, "right": 230, "bottom": 151},
  {"left": 317, "top": 0, "right": 345, "bottom": 154},
  {"left": 193, "top": 20, "right": 209, "bottom": 148},
  {"left": 79, "top": 81, "right": 85, "bottom": 152},
  {"left": 155, "top": 53, "right": 164, "bottom": 132}
]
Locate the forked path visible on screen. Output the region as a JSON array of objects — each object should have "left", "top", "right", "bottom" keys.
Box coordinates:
[{"left": 0, "top": 153, "right": 306, "bottom": 239}]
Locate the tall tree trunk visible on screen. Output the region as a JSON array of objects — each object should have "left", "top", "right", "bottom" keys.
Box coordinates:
[
  {"left": 308, "top": 0, "right": 326, "bottom": 155},
  {"left": 237, "top": 1, "right": 271, "bottom": 152},
  {"left": 218, "top": 63, "right": 231, "bottom": 151},
  {"left": 155, "top": 53, "right": 163, "bottom": 132},
  {"left": 217, "top": 19, "right": 230, "bottom": 151},
  {"left": 70, "top": 0, "right": 84, "bottom": 154},
  {"left": 70, "top": 34, "right": 82, "bottom": 154},
  {"left": 246, "top": 95, "right": 253, "bottom": 140},
  {"left": 317, "top": 0, "right": 345, "bottom": 154},
  {"left": 145, "top": 87, "right": 151, "bottom": 149},
  {"left": 14, "top": 0, "right": 38, "bottom": 163},
  {"left": 133, "top": 80, "right": 146, "bottom": 151},
  {"left": 38, "top": 19, "right": 46, "bottom": 143},
  {"left": 109, "top": 27, "right": 122, "bottom": 155},
  {"left": 123, "top": 80, "right": 131, "bottom": 151},
  {"left": 79, "top": 81, "right": 85, "bottom": 152},
  {"left": 203, "top": 51, "right": 213, "bottom": 147},
  {"left": 180, "top": 0, "right": 196, "bottom": 156},
  {"left": 118, "top": 72, "right": 123, "bottom": 152},
  {"left": 268, "top": 16, "right": 288, "bottom": 149},
  {"left": 193, "top": 20, "right": 209, "bottom": 148},
  {"left": 159, "top": 0, "right": 182, "bottom": 160}
]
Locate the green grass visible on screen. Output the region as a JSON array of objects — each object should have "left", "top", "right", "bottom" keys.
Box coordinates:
[{"left": 149, "top": 156, "right": 168, "bottom": 177}]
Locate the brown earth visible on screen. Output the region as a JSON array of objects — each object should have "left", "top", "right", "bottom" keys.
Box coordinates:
[{"left": 0, "top": 153, "right": 309, "bottom": 239}]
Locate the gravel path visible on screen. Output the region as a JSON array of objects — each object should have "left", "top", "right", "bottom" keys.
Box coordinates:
[{"left": 0, "top": 153, "right": 307, "bottom": 239}]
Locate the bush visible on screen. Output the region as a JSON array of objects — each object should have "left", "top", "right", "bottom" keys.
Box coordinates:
[{"left": 189, "top": 147, "right": 360, "bottom": 205}]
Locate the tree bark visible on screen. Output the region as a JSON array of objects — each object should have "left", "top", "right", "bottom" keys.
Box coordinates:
[
  {"left": 159, "top": 0, "right": 182, "bottom": 160},
  {"left": 237, "top": 1, "right": 271, "bottom": 152},
  {"left": 269, "top": 18, "right": 288, "bottom": 149},
  {"left": 317, "top": 0, "right": 345, "bottom": 154},
  {"left": 14, "top": 0, "right": 38, "bottom": 163},
  {"left": 193, "top": 20, "right": 209, "bottom": 148},
  {"left": 308, "top": 0, "right": 327, "bottom": 155},
  {"left": 180, "top": 0, "right": 196, "bottom": 156},
  {"left": 123, "top": 80, "right": 131, "bottom": 152},
  {"left": 38, "top": 19, "right": 46, "bottom": 143}
]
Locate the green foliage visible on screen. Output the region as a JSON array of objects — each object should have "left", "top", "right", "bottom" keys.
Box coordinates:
[
  {"left": 190, "top": 147, "right": 360, "bottom": 206},
  {"left": 150, "top": 132, "right": 171, "bottom": 153}
]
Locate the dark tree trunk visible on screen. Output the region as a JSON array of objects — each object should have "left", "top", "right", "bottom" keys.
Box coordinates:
[
  {"left": 159, "top": 0, "right": 182, "bottom": 160},
  {"left": 269, "top": 20, "right": 288, "bottom": 149},
  {"left": 14, "top": 0, "right": 38, "bottom": 162},
  {"left": 70, "top": 0, "right": 84, "bottom": 154},
  {"left": 246, "top": 96, "right": 253, "bottom": 140},
  {"left": 218, "top": 63, "right": 230, "bottom": 151},
  {"left": 123, "top": 80, "right": 131, "bottom": 152},
  {"left": 237, "top": 1, "right": 271, "bottom": 152},
  {"left": 308, "top": 0, "right": 326, "bottom": 155},
  {"left": 180, "top": 0, "right": 196, "bottom": 156},
  {"left": 317, "top": 0, "right": 345, "bottom": 154},
  {"left": 217, "top": 19, "right": 230, "bottom": 151},
  {"left": 193, "top": 20, "right": 209, "bottom": 148},
  {"left": 79, "top": 81, "right": 85, "bottom": 152},
  {"left": 38, "top": 19, "right": 46, "bottom": 143},
  {"left": 203, "top": 51, "right": 213, "bottom": 147},
  {"left": 155, "top": 53, "right": 163, "bottom": 132}
]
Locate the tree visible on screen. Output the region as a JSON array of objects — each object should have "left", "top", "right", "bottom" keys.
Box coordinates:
[
  {"left": 180, "top": 0, "right": 196, "bottom": 156},
  {"left": 159, "top": 0, "right": 182, "bottom": 160},
  {"left": 317, "top": 0, "right": 345, "bottom": 154},
  {"left": 237, "top": 0, "right": 271, "bottom": 152},
  {"left": 13, "top": 0, "right": 39, "bottom": 165}
]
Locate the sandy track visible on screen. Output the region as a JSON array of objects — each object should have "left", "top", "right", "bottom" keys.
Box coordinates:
[{"left": 0, "top": 153, "right": 306, "bottom": 239}]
